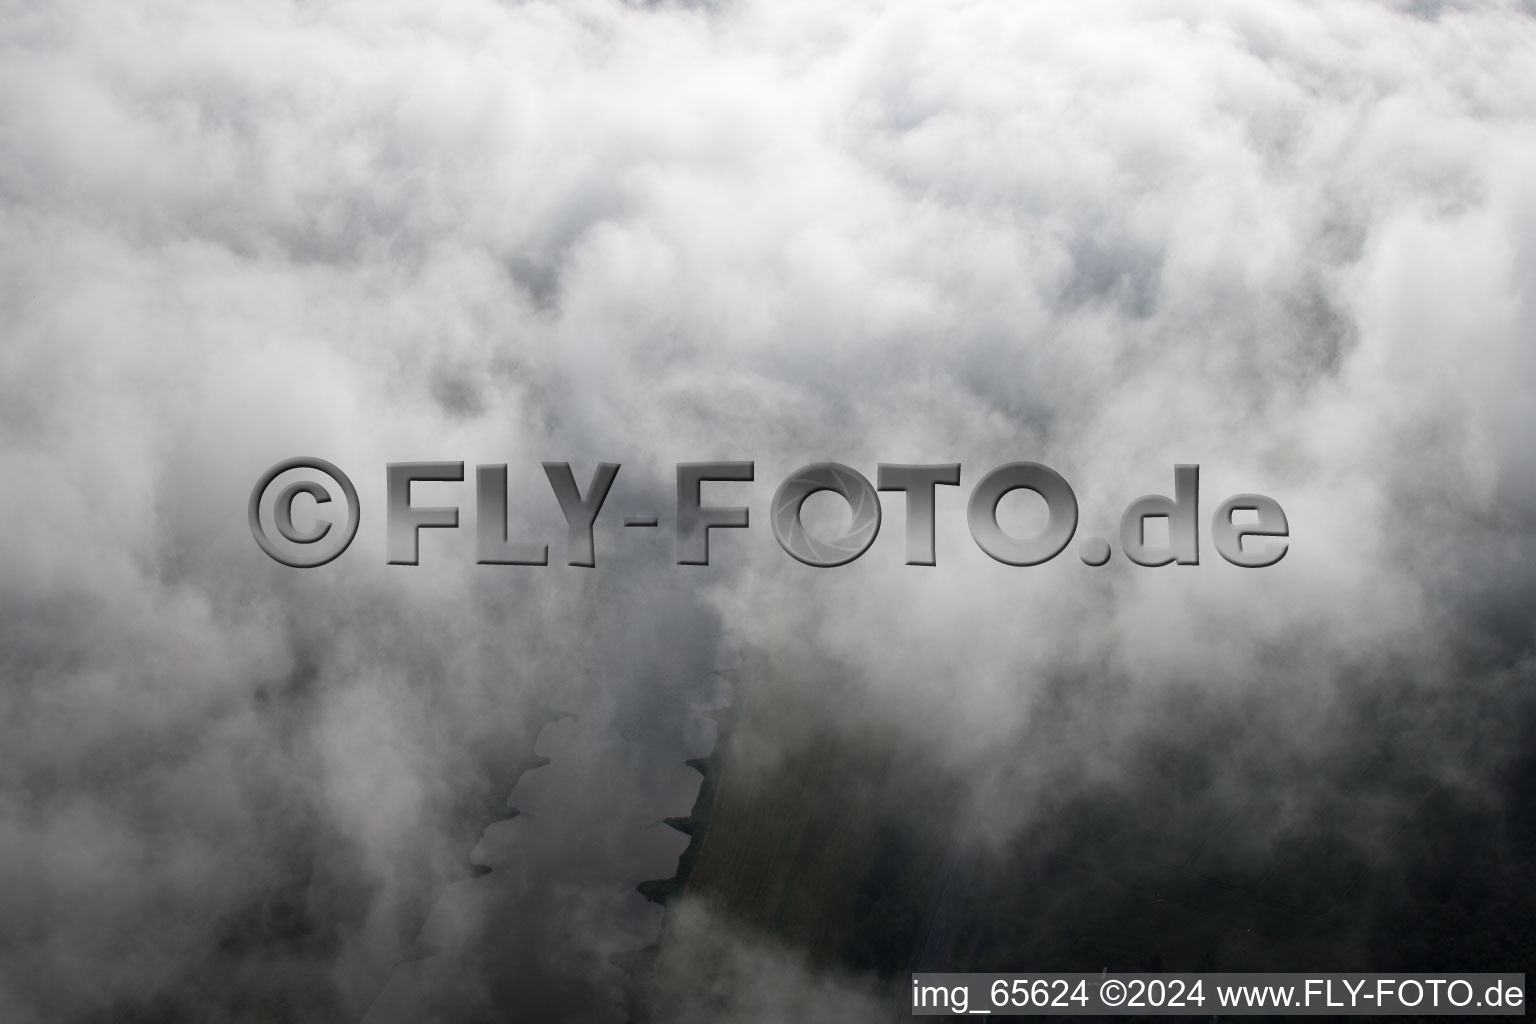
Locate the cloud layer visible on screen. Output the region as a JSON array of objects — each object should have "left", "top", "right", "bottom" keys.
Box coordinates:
[{"left": 2, "top": 0, "right": 1536, "bottom": 1019}]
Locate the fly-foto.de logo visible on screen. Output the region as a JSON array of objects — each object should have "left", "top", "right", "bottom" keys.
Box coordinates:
[{"left": 248, "top": 460, "right": 1287, "bottom": 571}]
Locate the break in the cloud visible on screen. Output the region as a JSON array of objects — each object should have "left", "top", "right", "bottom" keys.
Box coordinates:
[{"left": 2, "top": 0, "right": 1535, "bottom": 1020}]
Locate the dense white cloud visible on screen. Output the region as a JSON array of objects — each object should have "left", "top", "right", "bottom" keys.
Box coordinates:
[{"left": 2, "top": 0, "right": 1535, "bottom": 1019}]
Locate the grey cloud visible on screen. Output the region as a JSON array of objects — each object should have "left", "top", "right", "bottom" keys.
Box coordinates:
[{"left": 2, "top": 0, "right": 1535, "bottom": 1020}]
